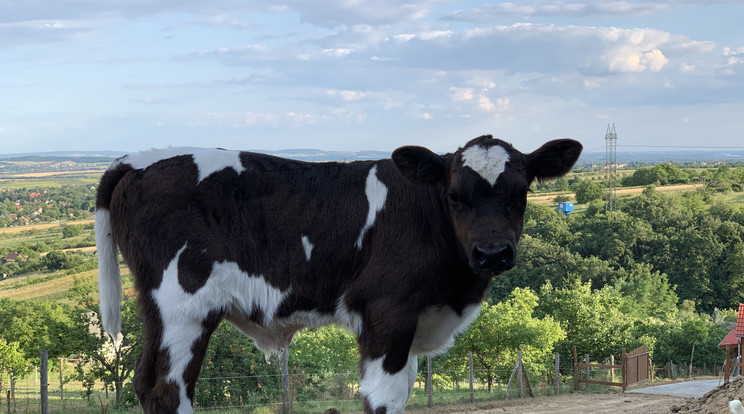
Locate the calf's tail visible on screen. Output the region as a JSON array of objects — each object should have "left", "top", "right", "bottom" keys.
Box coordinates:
[{"left": 95, "top": 164, "right": 129, "bottom": 346}]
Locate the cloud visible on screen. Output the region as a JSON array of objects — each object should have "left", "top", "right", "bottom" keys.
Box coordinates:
[{"left": 443, "top": 1, "right": 671, "bottom": 22}]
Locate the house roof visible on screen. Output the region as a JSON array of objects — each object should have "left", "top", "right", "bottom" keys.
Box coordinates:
[
  {"left": 737, "top": 304, "right": 744, "bottom": 336},
  {"left": 2, "top": 252, "right": 22, "bottom": 262},
  {"left": 721, "top": 328, "right": 739, "bottom": 348}
]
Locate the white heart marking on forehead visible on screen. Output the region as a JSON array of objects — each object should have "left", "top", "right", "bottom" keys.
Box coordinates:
[{"left": 461, "top": 145, "right": 510, "bottom": 186}]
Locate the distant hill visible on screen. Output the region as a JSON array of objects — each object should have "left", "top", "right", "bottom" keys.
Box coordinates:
[{"left": 2, "top": 149, "right": 744, "bottom": 164}]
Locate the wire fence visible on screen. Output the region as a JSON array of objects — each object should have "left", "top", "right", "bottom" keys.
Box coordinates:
[{"left": 0, "top": 352, "right": 728, "bottom": 414}]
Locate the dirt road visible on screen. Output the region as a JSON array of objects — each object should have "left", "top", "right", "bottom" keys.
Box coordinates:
[{"left": 443, "top": 392, "right": 684, "bottom": 414}]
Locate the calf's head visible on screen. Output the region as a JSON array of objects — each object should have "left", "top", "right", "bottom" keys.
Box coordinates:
[{"left": 393, "top": 135, "right": 582, "bottom": 275}]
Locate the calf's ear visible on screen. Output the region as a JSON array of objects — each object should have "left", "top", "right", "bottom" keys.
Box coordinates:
[
  {"left": 526, "top": 139, "right": 583, "bottom": 181},
  {"left": 392, "top": 146, "right": 446, "bottom": 185}
]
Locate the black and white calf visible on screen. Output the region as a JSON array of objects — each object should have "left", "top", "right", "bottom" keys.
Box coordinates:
[{"left": 95, "top": 135, "right": 582, "bottom": 414}]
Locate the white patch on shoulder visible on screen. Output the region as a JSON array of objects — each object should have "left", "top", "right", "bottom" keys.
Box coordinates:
[
  {"left": 301, "top": 235, "right": 314, "bottom": 261},
  {"left": 115, "top": 147, "right": 244, "bottom": 183},
  {"left": 360, "top": 354, "right": 417, "bottom": 414},
  {"left": 461, "top": 145, "right": 510, "bottom": 186},
  {"left": 152, "top": 244, "right": 289, "bottom": 413},
  {"left": 411, "top": 303, "right": 482, "bottom": 356},
  {"left": 355, "top": 165, "right": 388, "bottom": 249}
]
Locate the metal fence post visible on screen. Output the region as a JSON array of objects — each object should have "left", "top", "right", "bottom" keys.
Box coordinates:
[
  {"left": 40, "top": 350, "right": 48, "bottom": 414},
  {"left": 554, "top": 352, "right": 560, "bottom": 395},
  {"left": 280, "top": 348, "right": 291, "bottom": 414},
  {"left": 584, "top": 354, "right": 590, "bottom": 390},
  {"left": 426, "top": 356, "right": 433, "bottom": 408},
  {"left": 469, "top": 352, "right": 474, "bottom": 403}
]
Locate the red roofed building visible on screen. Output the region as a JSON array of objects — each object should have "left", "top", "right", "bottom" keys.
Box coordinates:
[{"left": 720, "top": 304, "right": 744, "bottom": 359}]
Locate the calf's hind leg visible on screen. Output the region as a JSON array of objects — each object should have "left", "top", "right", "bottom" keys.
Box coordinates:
[{"left": 136, "top": 247, "right": 227, "bottom": 414}]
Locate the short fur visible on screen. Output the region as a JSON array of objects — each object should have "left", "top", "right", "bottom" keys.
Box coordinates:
[{"left": 96, "top": 135, "right": 581, "bottom": 414}]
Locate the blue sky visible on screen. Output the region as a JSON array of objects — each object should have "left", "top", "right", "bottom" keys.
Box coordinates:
[{"left": 2, "top": 0, "right": 743, "bottom": 155}]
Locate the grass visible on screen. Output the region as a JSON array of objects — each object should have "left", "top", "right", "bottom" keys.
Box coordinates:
[{"left": 0, "top": 267, "right": 133, "bottom": 302}]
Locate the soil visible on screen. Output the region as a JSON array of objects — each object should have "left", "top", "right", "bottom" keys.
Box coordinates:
[
  {"left": 437, "top": 377, "right": 744, "bottom": 414},
  {"left": 434, "top": 393, "right": 685, "bottom": 414},
  {"left": 668, "top": 376, "right": 744, "bottom": 414}
]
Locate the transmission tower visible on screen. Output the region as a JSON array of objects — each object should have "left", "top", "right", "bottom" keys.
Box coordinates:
[{"left": 605, "top": 123, "right": 618, "bottom": 212}]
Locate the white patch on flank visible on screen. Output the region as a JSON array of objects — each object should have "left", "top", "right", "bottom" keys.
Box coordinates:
[
  {"left": 461, "top": 145, "right": 510, "bottom": 186},
  {"left": 95, "top": 208, "right": 122, "bottom": 346},
  {"left": 355, "top": 165, "right": 388, "bottom": 249},
  {"left": 115, "top": 147, "right": 244, "bottom": 183},
  {"left": 411, "top": 303, "right": 482, "bottom": 356},
  {"left": 301, "top": 235, "right": 314, "bottom": 261},
  {"left": 152, "top": 244, "right": 289, "bottom": 414},
  {"left": 360, "top": 354, "right": 418, "bottom": 414}
]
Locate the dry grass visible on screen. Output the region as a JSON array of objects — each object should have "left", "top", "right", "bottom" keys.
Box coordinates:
[
  {"left": 0, "top": 219, "right": 94, "bottom": 235},
  {"left": 0, "top": 267, "right": 132, "bottom": 301}
]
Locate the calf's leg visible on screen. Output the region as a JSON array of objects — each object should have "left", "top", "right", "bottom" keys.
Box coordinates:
[{"left": 357, "top": 310, "right": 418, "bottom": 414}]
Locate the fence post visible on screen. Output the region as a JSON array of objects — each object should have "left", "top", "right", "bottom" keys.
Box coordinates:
[
  {"left": 554, "top": 352, "right": 560, "bottom": 395},
  {"left": 622, "top": 348, "right": 627, "bottom": 393},
  {"left": 726, "top": 347, "right": 731, "bottom": 383},
  {"left": 584, "top": 354, "right": 590, "bottom": 390},
  {"left": 59, "top": 358, "right": 64, "bottom": 404},
  {"left": 573, "top": 346, "right": 578, "bottom": 391},
  {"left": 40, "top": 350, "right": 48, "bottom": 414},
  {"left": 469, "top": 352, "right": 474, "bottom": 403},
  {"left": 6, "top": 390, "right": 10, "bottom": 414},
  {"left": 610, "top": 355, "right": 615, "bottom": 383},
  {"left": 518, "top": 350, "right": 524, "bottom": 398},
  {"left": 426, "top": 356, "right": 433, "bottom": 408},
  {"left": 280, "top": 348, "right": 291, "bottom": 414},
  {"left": 689, "top": 344, "right": 695, "bottom": 379}
]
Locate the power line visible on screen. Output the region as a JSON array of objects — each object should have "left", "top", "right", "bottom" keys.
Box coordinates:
[{"left": 618, "top": 144, "right": 744, "bottom": 149}]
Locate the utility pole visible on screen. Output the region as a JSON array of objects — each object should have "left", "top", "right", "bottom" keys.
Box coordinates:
[{"left": 605, "top": 123, "right": 618, "bottom": 212}]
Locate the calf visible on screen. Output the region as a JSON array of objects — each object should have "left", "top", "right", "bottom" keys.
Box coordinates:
[{"left": 96, "top": 135, "right": 581, "bottom": 413}]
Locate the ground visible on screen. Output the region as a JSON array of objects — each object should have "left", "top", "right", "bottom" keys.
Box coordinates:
[
  {"left": 436, "top": 376, "right": 744, "bottom": 414},
  {"left": 435, "top": 393, "right": 685, "bottom": 414}
]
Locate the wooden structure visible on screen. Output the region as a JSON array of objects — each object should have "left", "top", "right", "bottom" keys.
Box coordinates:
[
  {"left": 574, "top": 346, "right": 650, "bottom": 392},
  {"left": 720, "top": 303, "right": 744, "bottom": 382}
]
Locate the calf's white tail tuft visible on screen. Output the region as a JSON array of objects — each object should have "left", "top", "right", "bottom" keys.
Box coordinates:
[{"left": 95, "top": 208, "right": 122, "bottom": 346}]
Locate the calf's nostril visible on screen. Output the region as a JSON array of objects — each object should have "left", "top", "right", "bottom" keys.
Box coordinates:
[{"left": 473, "top": 244, "right": 515, "bottom": 269}]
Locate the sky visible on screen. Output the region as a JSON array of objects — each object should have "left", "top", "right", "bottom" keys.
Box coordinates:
[{"left": 2, "top": 0, "right": 744, "bottom": 156}]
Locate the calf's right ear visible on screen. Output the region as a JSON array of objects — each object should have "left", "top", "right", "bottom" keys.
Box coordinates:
[{"left": 392, "top": 146, "right": 446, "bottom": 185}]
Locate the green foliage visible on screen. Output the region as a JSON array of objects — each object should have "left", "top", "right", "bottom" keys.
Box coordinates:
[
  {"left": 621, "top": 163, "right": 690, "bottom": 187},
  {"left": 68, "top": 275, "right": 143, "bottom": 407},
  {"left": 453, "top": 288, "right": 565, "bottom": 388},
  {"left": 291, "top": 325, "right": 359, "bottom": 400},
  {"left": 573, "top": 179, "right": 605, "bottom": 204},
  {"left": 0, "top": 339, "right": 28, "bottom": 389},
  {"left": 197, "top": 323, "right": 281, "bottom": 408},
  {"left": 537, "top": 281, "right": 633, "bottom": 359}
]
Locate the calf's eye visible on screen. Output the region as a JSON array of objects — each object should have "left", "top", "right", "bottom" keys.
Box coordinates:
[{"left": 446, "top": 191, "right": 463, "bottom": 208}]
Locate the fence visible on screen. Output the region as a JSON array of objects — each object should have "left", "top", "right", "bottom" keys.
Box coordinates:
[
  {"left": 573, "top": 346, "right": 650, "bottom": 392},
  {"left": 2, "top": 347, "right": 704, "bottom": 414}
]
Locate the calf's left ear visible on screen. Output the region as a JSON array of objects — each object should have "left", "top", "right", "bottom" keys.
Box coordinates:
[
  {"left": 392, "top": 146, "right": 446, "bottom": 185},
  {"left": 526, "top": 139, "right": 583, "bottom": 181}
]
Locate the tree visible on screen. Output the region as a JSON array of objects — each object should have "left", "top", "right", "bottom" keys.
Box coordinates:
[
  {"left": 453, "top": 288, "right": 565, "bottom": 391},
  {"left": 0, "top": 339, "right": 28, "bottom": 410},
  {"left": 68, "top": 275, "right": 142, "bottom": 406},
  {"left": 573, "top": 180, "right": 604, "bottom": 204},
  {"left": 537, "top": 281, "right": 634, "bottom": 360},
  {"left": 291, "top": 325, "right": 359, "bottom": 400},
  {"left": 197, "top": 322, "right": 282, "bottom": 408}
]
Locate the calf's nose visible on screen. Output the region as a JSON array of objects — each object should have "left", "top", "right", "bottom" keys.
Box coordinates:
[{"left": 473, "top": 243, "right": 516, "bottom": 271}]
